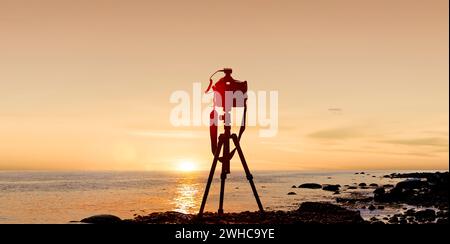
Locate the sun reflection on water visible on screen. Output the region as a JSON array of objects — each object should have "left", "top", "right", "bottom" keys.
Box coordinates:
[{"left": 172, "top": 177, "right": 200, "bottom": 214}]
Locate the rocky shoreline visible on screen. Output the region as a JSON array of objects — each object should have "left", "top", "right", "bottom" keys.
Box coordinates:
[
  {"left": 80, "top": 171, "right": 448, "bottom": 224},
  {"left": 81, "top": 202, "right": 365, "bottom": 224}
]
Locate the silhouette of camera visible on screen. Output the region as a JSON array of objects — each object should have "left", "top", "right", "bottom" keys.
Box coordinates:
[{"left": 212, "top": 78, "right": 247, "bottom": 108}]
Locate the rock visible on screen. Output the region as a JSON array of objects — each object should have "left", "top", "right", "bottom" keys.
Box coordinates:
[
  {"left": 373, "top": 187, "right": 387, "bottom": 201},
  {"left": 298, "top": 183, "right": 322, "bottom": 189},
  {"left": 374, "top": 172, "right": 448, "bottom": 207},
  {"left": 372, "top": 176, "right": 376, "bottom": 178},
  {"left": 360, "top": 172, "right": 365, "bottom": 174},
  {"left": 358, "top": 183, "right": 367, "bottom": 187},
  {"left": 287, "top": 192, "right": 297, "bottom": 195},
  {"left": 368, "top": 205, "right": 376, "bottom": 211},
  {"left": 437, "top": 210, "right": 448, "bottom": 218},
  {"left": 395, "top": 179, "right": 428, "bottom": 190},
  {"left": 415, "top": 209, "right": 436, "bottom": 222},
  {"left": 383, "top": 184, "right": 394, "bottom": 188},
  {"left": 371, "top": 220, "right": 384, "bottom": 224},
  {"left": 297, "top": 202, "right": 365, "bottom": 224},
  {"left": 369, "top": 183, "right": 378, "bottom": 187},
  {"left": 81, "top": 214, "right": 122, "bottom": 224},
  {"left": 437, "top": 218, "right": 448, "bottom": 224},
  {"left": 373, "top": 187, "right": 385, "bottom": 195},
  {"left": 333, "top": 191, "right": 340, "bottom": 195},
  {"left": 405, "top": 209, "right": 416, "bottom": 216},
  {"left": 135, "top": 211, "right": 193, "bottom": 224},
  {"left": 377, "top": 205, "right": 385, "bottom": 210},
  {"left": 347, "top": 186, "right": 357, "bottom": 189},
  {"left": 336, "top": 197, "right": 373, "bottom": 203},
  {"left": 291, "top": 185, "right": 297, "bottom": 188},
  {"left": 322, "top": 184, "right": 340, "bottom": 191},
  {"left": 388, "top": 216, "right": 398, "bottom": 223}
]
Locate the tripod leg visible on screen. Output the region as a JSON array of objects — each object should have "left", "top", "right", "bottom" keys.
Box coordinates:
[
  {"left": 231, "top": 134, "right": 264, "bottom": 212},
  {"left": 198, "top": 137, "right": 223, "bottom": 217},
  {"left": 218, "top": 171, "right": 226, "bottom": 215}
]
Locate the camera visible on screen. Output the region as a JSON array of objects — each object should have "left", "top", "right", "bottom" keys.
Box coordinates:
[{"left": 211, "top": 68, "right": 248, "bottom": 108}]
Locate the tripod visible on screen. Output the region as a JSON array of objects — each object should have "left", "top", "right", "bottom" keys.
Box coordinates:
[{"left": 198, "top": 110, "right": 264, "bottom": 216}]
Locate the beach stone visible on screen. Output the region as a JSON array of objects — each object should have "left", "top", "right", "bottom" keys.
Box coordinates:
[
  {"left": 336, "top": 196, "right": 373, "bottom": 203},
  {"left": 415, "top": 209, "right": 436, "bottom": 222},
  {"left": 287, "top": 192, "right": 297, "bottom": 195},
  {"left": 368, "top": 205, "right": 376, "bottom": 211},
  {"left": 388, "top": 216, "right": 398, "bottom": 223},
  {"left": 81, "top": 214, "right": 122, "bottom": 224},
  {"left": 395, "top": 179, "right": 427, "bottom": 190},
  {"left": 297, "top": 202, "right": 365, "bottom": 224},
  {"left": 369, "top": 183, "right": 378, "bottom": 187},
  {"left": 405, "top": 209, "right": 416, "bottom": 216},
  {"left": 347, "top": 186, "right": 357, "bottom": 189},
  {"left": 298, "top": 183, "right": 322, "bottom": 189},
  {"left": 437, "top": 218, "right": 448, "bottom": 224},
  {"left": 371, "top": 220, "right": 384, "bottom": 224},
  {"left": 291, "top": 185, "right": 297, "bottom": 188},
  {"left": 383, "top": 184, "right": 394, "bottom": 188},
  {"left": 374, "top": 187, "right": 385, "bottom": 195},
  {"left": 437, "top": 210, "right": 448, "bottom": 218},
  {"left": 377, "top": 205, "right": 385, "bottom": 210},
  {"left": 322, "top": 184, "right": 340, "bottom": 192},
  {"left": 358, "top": 183, "right": 367, "bottom": 187}
]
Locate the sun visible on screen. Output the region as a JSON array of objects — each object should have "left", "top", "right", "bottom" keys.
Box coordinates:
[{"left": 177, "top": 161, "right": 198, "bottom": 172}]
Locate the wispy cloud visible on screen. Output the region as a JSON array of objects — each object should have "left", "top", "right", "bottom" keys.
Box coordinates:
[
  {"left": 308, "top": 126, "right": 367, "bottom": 140},
  {"left": 378, "top": 137, "right": 449, "bottom": 147},
  {"left": 318, "top": 148, "right": 437, "bottom": 158},
  {"left": 128, "top": 130, "right": 204, "bottom": 139}
]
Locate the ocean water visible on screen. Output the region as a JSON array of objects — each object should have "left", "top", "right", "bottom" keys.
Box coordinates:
[{"left": 0, "top": 170, "right": 434, "bottom": 223}]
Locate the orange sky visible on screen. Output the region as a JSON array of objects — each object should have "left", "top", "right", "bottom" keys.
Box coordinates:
[{"left": 0, "top": 0, "right": 448, "bottom": 171}]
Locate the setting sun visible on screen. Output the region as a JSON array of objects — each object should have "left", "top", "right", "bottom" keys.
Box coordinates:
[{"left": 177, "top": 161, "right": 197, "bottom": 172}]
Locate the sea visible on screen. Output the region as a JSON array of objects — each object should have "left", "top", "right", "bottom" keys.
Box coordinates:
[{"left": 0, "top": 170, "right": 439, "bottom": 223}]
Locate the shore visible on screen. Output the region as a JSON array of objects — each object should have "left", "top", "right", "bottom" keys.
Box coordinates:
[{"left": 80, "top": 171, "right": 448, "bottom": 224}]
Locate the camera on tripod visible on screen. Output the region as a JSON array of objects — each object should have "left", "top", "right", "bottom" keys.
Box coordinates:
[{"left": 199, "top": 68, "right": 264, "bottom": 216}]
